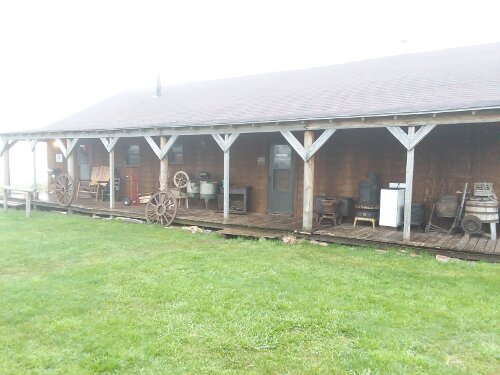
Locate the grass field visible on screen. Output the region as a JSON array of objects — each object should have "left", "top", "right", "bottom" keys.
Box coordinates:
[{"left": 0, "top": 211, "right": 499, "bottom": 374}]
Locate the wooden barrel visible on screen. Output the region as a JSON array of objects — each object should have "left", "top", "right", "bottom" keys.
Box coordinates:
[
  {"left": 464, "top": 199, "right": 499, "bottom": 223},
  {"left": 435, "top": 196, "right": 458, "bottom": 218}
]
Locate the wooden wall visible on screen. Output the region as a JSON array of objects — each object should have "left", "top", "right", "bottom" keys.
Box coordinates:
[
  {"left": 46, "top": 122, "right": 499, "bottom": 216},
  {"left": 309, "top": 122, "right": 500, "bottom": 217}
]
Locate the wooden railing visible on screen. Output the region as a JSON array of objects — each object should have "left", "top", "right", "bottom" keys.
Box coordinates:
[{"left": 1, "top": 186, "right": 35, "bottom": 218}]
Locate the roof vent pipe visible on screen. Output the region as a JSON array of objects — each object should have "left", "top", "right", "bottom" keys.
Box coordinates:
[{"left": 156, "top": 75, "right": 162, "bottom": 97}]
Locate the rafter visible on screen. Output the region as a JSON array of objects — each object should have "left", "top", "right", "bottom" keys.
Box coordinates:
[
  {"left": 66, "top": 138, "right": 79, "bottom": 156},
  {"left": 55, "top": 138, "right": 67, "bottom": 158},
  {"left": 280, "top": 129, "right": 336, "bottom": 161},
  {"left": 145, "top": 135, "right": 179, "bottom": 159},
  {"left": 211, "top": 133, "right": 240, "bottom": 153},
  {"left": 100, "top": 137, "right": 120, "bottom": 152},
  {"left": 386, "top": 125, "right": 436, "bottom": 150}
]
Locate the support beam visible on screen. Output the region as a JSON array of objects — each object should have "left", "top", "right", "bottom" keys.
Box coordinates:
[
  {"left": 403, "top": 127, "right": 415, "bottom": 241},
  {"left": 0, "top": 140, "right": 17, "bottom": 157},
  {"left": 100, "top": 137, "right": 119, "bottom": 152},
  {"left": 280, "top": 130, "right": 307, "bottom": 160},
  {"left": 109, "top": 148, "right": 115, "bottom": 209},
  {"left": 3, "top": 108, "right": 500, "bottom": 141},
  {"left": 410, "top": 125, "right": 436, "bottom": 149},
  {"left": 280, "top": 130, "right": 337, "bottom": 232},
  {"left": 66, "top": 138, "right": 79, "bottom": 157},
  {"left": 3, "top": 147, "right": 10, "bottom": 199},
  {"left": 66, "top": 139, "right": 75, "bottom": 180},
  {"left": 159, "top": 136, "right": 169, "bottom": 191},
  {"left": 302, "top": 131, "right": 315, "bottom": 232},
  {"left": 211, "top": 133, "right": 240, "bottom": 222},
  {"left": 386, "top": 125, "right": 435, "bottom": 241},
  {"left": 32, "top": 141, "right": 37, "bottom": 198},
  {"left": 386, "top": 126, "right": 410, "bottom": 149},
  {"left": 145, "top": 135, "right": 178, "bottom": 160},
  {"left": 160, "top": 135, "right": 178, "bottom": 159},
  {"left": 144, "top": 136, "right": 161, "bottom": 159},
  {"left": 280, "top": 129, "right": 336, "bottom": 161},
  {"left": 305, "top": 129, "right": 336, "bottom": 160},
  {"left": 55, "top": 138, "right": 67, "bottom": 157},
  {"left": 223, "top": 137, "right": 230, "bottom": 223}
]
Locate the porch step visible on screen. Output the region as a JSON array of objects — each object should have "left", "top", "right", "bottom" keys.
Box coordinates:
[{"left": 217, "top": 227, "right": 286, "bottom": 240}]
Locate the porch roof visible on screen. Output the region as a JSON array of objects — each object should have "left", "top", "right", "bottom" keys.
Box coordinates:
[{"left": 3, "top": 43, "right": 500, "bottom": 138}]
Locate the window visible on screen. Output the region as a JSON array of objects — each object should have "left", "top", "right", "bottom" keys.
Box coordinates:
[
  {"left": 125, "top": 145, "right": 140, "bottom": 166},
  {"left": 170, "top": 143, "right": 184, "bottom": 163}
]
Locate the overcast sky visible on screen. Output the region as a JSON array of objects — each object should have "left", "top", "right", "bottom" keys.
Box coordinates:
[{"left": 1, "top": 0, "right": 499, "bottom": 133}]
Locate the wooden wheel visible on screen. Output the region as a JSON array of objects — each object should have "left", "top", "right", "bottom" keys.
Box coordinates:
[
  {"left": 461, "top": 215, "right": 483, "bottom": 234},
  {"left": 145, "top": 191, "right": 178, "bottom": 226},
  {"left": 55, "top": 173, "right": 75, "bottom": 207},
  {"left": 173, "top": 171, "right": 189, "bottom": 189}
]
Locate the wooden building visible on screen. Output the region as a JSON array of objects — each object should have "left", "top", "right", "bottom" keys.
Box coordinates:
[{"left": 1, "top": 43, "right": 500, "bottom": 244}]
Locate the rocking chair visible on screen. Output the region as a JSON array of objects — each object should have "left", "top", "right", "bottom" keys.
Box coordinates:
[{"left": 76, "top": 166, "right": 110, "bottom": 200}]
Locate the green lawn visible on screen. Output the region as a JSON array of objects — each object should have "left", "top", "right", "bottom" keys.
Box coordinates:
[{"left": 0, "top": 211, "right": 498, "bottom": 374}]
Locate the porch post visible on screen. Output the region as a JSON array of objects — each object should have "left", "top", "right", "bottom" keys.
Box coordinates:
[
  {"left": 3, "top": 146, "right": 10, "bottom": 196},
  {"left": 386, "top": 125, "right": 435, "bottom": 242},
  {"left": 223, "top": 135, "right": 230, "bottom": 223},
  {"left": 109, "top": 148, "right": 115, "bottom": 209},
  {"left": 211, "top": 133, "right": 240, "bottom": 224},
  {"left": 160, "top": 136, "right": 168, "bottom": 191},
  {"left": 303, "top": 131, "right": 315, "bottom": 232},
  {"left": 403, "top": 127, "right": 415, "bottom": 241},
  {"left": 31, "top": 141, "right": 37, "bottom": 198},
  {"left": 66, "top": 139, "right": 75, "bottom": 180}
]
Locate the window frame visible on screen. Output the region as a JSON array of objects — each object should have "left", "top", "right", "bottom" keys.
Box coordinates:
[
  {"left": 125, "top": 144, "right": 140, "bottom": 166},
  {"left": 169, "top": 143, "right": 184, "bottom": 164}
]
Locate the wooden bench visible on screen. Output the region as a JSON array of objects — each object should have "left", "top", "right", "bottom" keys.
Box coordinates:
[{"left": 1, "top": 186, "right": 35, "bottom": 218}]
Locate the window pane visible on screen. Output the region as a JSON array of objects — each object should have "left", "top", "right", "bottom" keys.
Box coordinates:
[
  {"left": 170, "top": 143, "right": 183, "bottom": 163},
  {"left": 126, "top": 145, "right": 140, "bottom": 166},
  {"left": 273, "top": 145, "right": 291, "bottom": 169}
]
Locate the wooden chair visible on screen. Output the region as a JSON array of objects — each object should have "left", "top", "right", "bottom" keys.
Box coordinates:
[{"left": 76, "top": 166, "right": 102, "bottom": 200}]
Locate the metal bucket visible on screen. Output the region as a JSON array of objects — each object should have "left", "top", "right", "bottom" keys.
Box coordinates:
[
  {"left": 199, "top": 181, "right": 217, "bottom": 200},
  {"left": 186, "top": 181, "right": 200, "bottom": 198},
  {"left": 435, "top": 196, "right": 458, "bottom": 218},
  {"left": 464, "top": 199, "right": 499, "bottom": 223}
]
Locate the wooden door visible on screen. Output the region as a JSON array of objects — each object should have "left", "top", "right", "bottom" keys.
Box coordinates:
[{"left": 268, "top": 144, "right": 295, "bottom": 214}]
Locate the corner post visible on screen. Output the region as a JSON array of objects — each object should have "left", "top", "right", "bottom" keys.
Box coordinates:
[
  {"left": 160, "top": 136, "right": 169, "bottom": 191},
  {"left": 403, "top": 127, "right": 415, "bottom": 241},
  {"left": 109, "top": 148, "right": 115, "bottom": 209},
  {"left": 303, "top": 131, "right": 315, "bottom": 232},
  {"left": 3, "top": 147, "right": 10, "bottom": 199},
  {"left": 223, "top": 135, "right": 230, "bottom": 224},
  {"left": 66, "top": 139, "right": 75, "bottom": 181},
  {"left": 32, "top": 141, "right": 37, "bottom": 200}
]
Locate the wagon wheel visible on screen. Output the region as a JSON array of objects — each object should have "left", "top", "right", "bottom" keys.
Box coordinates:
[
  {"left": 461, "top": 215, "right": 483, "bottom": 234},
  {"left": 173, "top": 171, "right": 189, "bottom": 189},
  {"left": 55, "top": 173, "right": 75, "bottom": 207},
  {"left": 145, "top": 191, "right": 178, "bottom": 226}
]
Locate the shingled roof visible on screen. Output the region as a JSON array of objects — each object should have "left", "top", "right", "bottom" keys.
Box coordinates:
[{"left": 14, "top": 43, "right": 500, "bottom": 134}]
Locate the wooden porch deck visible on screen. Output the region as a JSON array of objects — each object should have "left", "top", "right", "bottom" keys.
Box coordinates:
[{"left": 13, "top": 197, "right": 500, "bottom": 262}]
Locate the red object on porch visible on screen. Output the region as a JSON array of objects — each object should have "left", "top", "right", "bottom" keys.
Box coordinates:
[{"left": 127, "top": 170, "right": 139, "bottom": 206}]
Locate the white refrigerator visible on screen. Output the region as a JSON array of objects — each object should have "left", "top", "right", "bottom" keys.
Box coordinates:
[{"left": 379, "top": 188, "right": 405, "bottom": 227}]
